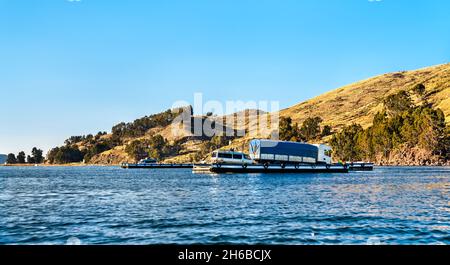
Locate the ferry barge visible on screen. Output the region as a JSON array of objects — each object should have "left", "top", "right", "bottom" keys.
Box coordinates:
[{"left": 121, "top": 140, "right": 374, "bottom": 172}]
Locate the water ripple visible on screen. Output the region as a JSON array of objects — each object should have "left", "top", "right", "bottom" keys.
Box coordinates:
[{"left": 0, "top": 166, "right": 449, "bottom": 244}]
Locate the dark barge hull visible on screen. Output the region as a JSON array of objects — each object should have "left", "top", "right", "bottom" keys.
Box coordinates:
[{"left": 194, "top": 164, "right": 350, "bottom": 174}]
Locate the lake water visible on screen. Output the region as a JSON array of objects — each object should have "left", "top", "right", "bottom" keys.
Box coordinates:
[{"left": 0, "top": 166, "right": 448, "bottom": 245}]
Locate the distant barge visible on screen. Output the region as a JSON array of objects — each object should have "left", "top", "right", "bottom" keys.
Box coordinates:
[{"left": 121, "top": 163, "right": 194, "bottom": 169}]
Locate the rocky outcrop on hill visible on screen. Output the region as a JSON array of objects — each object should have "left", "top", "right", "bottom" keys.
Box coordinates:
[
  {"left": 88, "top": 146, "right": 132, "bottom": 165},
  {"left": 377, "top": 147, "right": 449, "bottom": 166}
]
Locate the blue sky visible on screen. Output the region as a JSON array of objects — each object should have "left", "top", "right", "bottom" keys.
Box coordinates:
[{"left": 0, "top": 0, "right": 449, "bottom": 154}]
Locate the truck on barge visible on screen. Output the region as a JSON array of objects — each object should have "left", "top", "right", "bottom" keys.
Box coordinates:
[
  {"left": 194, "top": 139, "right": 355, "bottom": 173},
  {"left": 121, "top": 139, "right": 373, "bottom": 172},
  {"left": 249, "top": 139, "right": 332, "bottom": 168}
]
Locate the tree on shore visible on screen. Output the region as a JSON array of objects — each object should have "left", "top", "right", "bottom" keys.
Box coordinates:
[
  {"left": 300, "top": 117, "right": 323, "bottom": 141},
  {"left": 46, "top": 146, "right": 84, "bottom": 164},
  {"left": 83, "top": 142, "right": 111, "bottom": 163},
  {"left": 31, "top": 147, "right": 44, "bottom": 164},
  {"left": 279, "top": 117, "right": 302, "bottom": 142},
  {"left": 279, "top": 116, "right": 331, "bottom": 142},
  {"left": 124, "top": 134, "right": 181, "bottom": 162},
  {"left": 17, "top": 151, "right": 26, "bottom": 164},
  {"left": 112, "top": 108, "right": 179, "bottom": 140},
  {"left": 6, "top": 153, "right": 17, "bottom": 164},
  {"left": 384, "top": 90, "right": 413, "bottom": 116},
  {"left": 331, "top": 90, "right": 449, "bottom": 162},
  {"left": 321, "top": 125, "right": 333, "bottom": 137},
  {"left": 412, "top": 83, "right": 426, "bottom": 96},
  {"left": 27, "top": 155, "right": 35, "bottom": 164},
  {"left": 199, "top": 135, "right": 230, "bottom": 155},
  {"left": 125, "top": 140, "right": 149, "bottom": 162},
  {"left": 330, "top": 124, "right": 364, "bottom": 161}
]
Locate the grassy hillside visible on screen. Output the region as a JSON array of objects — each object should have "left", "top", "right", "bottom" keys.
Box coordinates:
[{"left": 280, "top": 63, "right": 450, "bottom": 129}]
